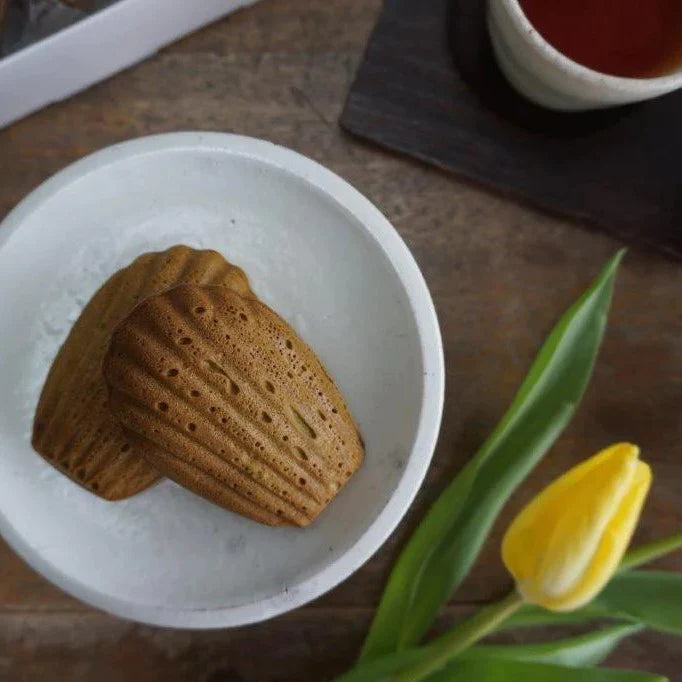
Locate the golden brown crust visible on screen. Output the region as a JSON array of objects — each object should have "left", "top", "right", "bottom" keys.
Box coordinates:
[
  {"left": 103, "top": 284, "right": 364, "bottom": 526},
  {"left": 32, "top": 245, "right": 255, "bottom": 500}
]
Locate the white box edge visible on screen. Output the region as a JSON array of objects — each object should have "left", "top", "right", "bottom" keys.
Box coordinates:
[{"left": 0, "top": 0, "right": 260, "bottom": 129}]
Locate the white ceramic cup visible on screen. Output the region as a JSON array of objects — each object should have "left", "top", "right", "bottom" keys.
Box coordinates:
[{"left": 488, "top": 0, "right": 682, "bottom": 111}]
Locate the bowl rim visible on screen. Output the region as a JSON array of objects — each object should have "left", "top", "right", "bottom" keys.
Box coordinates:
[
  {"left": 497, "top": 0, "right": 682, "bottom": 92},
  {"left": 0, "top": 132, "right": 445, "bottom": 628}
]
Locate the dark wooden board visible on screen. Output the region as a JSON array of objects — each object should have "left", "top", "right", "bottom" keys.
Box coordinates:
[{"left": 341, "top": 0, "right": 682, "bottom": 260}]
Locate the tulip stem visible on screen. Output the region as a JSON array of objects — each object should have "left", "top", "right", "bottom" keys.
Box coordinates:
[
  {"left": 394, "top": 590, "right": 524, "bottom": 682},
  {"left": 619, "top": 533, "right": 682, "bottom": 572}
]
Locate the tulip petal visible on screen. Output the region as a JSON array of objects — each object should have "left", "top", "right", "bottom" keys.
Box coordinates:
[
  {"left": 502, "top": 443, "right": 651, "bottom": 611},
  {"left": 547, "top": 460, "right": 651, "bottom": 611}
]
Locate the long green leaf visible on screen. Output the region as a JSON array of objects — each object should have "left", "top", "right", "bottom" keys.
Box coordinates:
[
  {"left": 427, "top": 660, "right": 667, "bottom": 682},
  {"left": 596, "top": 572, "right": 682, "bottom": 635},
  {"left": 467, "top": 623, "right": 643, "bottom": 667},
  {"left": 360, "top": 251, "right": 625, "bottom": 660},
  {"left": 335, "top": 624, "right": 641, "bottom": 682},
  {"left": 334, "top": 648, "right": 432, "bottom": 682},
  {"left": 506, "top": 571, "right": 682, "bottom": 635},
  {"left": 619, "top": 534, "right": 682, "bottom": 571},
  {"left": 503, "top": 604, "right": 618, "bottom": 629}
]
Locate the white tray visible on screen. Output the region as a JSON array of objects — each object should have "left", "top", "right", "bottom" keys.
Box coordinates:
[{"left": 0, "top": 0, "right": 259, "bottom": 129}]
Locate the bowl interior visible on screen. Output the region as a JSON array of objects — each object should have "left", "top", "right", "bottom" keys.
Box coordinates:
[{"left": 0, "top": 135, "right": 439, "bottom": 626}]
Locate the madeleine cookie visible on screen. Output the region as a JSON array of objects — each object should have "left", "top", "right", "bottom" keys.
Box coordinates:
[
  {"left": 32, "top": 245, "right": 255, "bottom": 500},
  {"left": 103, "top": 284, "right": 364, "bottom": 526}
]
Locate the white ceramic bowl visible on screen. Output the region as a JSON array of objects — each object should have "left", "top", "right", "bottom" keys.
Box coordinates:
[
  {"left": 0, "top": 133, "right": 444, "bottom": 628},
  {"left": 488, "top": 0, "right": 682, "bottom": 111}
]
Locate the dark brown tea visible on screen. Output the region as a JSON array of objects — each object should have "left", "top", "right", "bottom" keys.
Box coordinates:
[{"left": 519, "top": 0, "right": 682, "bottom": 78}]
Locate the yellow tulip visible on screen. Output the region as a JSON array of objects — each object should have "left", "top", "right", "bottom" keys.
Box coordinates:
[{"left": 502, "top": 442, "right": 651, "bottom": 612}]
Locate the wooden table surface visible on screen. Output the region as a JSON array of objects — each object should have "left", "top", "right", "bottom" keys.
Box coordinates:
[{"left": 1, "top": 1, "right": 681, "bottom": 680}]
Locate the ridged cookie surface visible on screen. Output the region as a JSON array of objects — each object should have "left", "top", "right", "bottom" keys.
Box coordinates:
[
  {"left": 103, "top": 285, "right": 364, "bottom": 526},
  {"left": 32, "top": 246, "right": 254, "bottom": 500}
]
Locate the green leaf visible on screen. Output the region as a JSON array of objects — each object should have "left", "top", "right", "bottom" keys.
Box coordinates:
[
  {"left": 335, "top": 624, "right": 641, "bottom": 682},
  {"left": 503, "top": 604, "right": 614, "bottom": 629},
  {"left": 427, "top": 660, "right": 667, "bottom": 682},
  {"left": 360, "top": 250, "right": 625, "bottom": 660},
  {"left": 335, "top": 634, "right": 656, "bottom": 682},
  {"left": 334, "top": 648, "right": 432, "bottom": 682},
  {"left": 619, "top": 533, "right": 682, "bottom": 571},
  {"left": 466, "top": 623, "right": 643, "bottom": 667},
  {"left": 506, "top": 571, "right": 682, "bottom": 635},
  {"left": 596, "top": 572, "right": 682, "bottom": 635}
]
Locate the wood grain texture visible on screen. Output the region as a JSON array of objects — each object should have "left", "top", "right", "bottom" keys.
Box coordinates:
[
  {"left": 341, "top": 0, "right": 682, "bottom": 260},
  {"left": 0, "top": 0, "right": 681, "bottom": 679}
]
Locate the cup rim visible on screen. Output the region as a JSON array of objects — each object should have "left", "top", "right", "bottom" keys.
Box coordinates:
[{"left": 500, "top": 0, "right": 682, "bottom": 92}]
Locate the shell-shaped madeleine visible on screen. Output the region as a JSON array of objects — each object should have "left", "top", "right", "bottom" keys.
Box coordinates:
[
  {"left": 103, "top": 285, "right": 364, "bottom": 527},
  {"left": 32, "top": 245, "right": 255, "bottom": 500}
]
